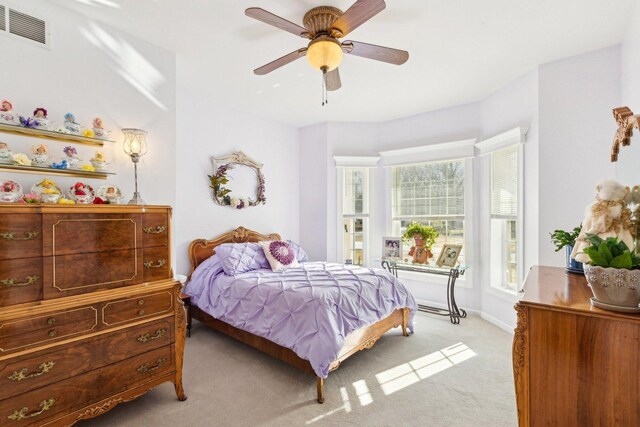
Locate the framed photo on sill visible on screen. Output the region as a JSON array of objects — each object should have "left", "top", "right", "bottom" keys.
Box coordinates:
[
  {"left": 382, "top": 237, "right": 402, "bottom": 260},
  {"left": 436, "top": 244, "right": 463, "bottom": 267}
]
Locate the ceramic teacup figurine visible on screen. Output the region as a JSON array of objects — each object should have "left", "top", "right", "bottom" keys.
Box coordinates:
[
  {"left": 32, "top": 108, "right": 49, "bottom": 130},
  {"left": 92, "top": 117, "right": 110, "bottom": 139},
  {"left": 0, "top": 100, "right": 17, "bottom": 124},
  {"left": 90, "top": 151, "right": 109, "bottom": 171},
  {"left": 31, "top": 143, "right": 49, "bottom": 166},
  {"left": 63, "top": 146, "right": 81, "bottom": 169},
  {"left": 63, "top": 113, "right": 81, "bottom": 134},
  {"left": 0, "top": 141, "right": 12, "bottom": 163}
]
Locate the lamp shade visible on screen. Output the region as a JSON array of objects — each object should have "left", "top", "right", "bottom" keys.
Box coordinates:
[
  {"left": 306, "top": 36, "right": 343, "bottom": 71},
  {"left": 122, "top": 128, "right": 148, "bottom": 157}
]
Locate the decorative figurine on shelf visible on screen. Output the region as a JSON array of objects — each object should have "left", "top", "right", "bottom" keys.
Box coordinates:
[
  {"left": 32, "top": 108, "right": 49, "bottom": 130},
  {"left": 0, "top": 141, "right": 12, "bottom": 163},
  {"left": 63, "top": 113, "right": 81, "bottom": 134},
  {"left": 30, "top": 144, "right": 50, "bottom": 166},
  {"left": 0, "top": 180, "right": 22, "bottom": 203},
  {"left": 90, "top": 151, "right": 109, "bottom": 171},
  {"left": 92, "top": 117, "right": 110, "bottom": 139},
  {"left": 51, "top": 159, "right": 68, "bottom": 169},
  {"left": 63, "top": 146, "right": 81, "bottom": 169},
  {"left": 0, "top": 100, "right": 17, "bottom": 124},
  {"left": 402, "top": 221, "right": 439, "bottom": 265},
  {"left": 69, "top": 182, "right": 95, "bottom": 204},
  {"left": 571, "top": 179, "right": 636, "bottom": 264}
]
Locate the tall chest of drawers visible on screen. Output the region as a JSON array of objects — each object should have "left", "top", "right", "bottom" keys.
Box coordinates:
[{"left": 0, "top": 205, "right": 186, "bottom": 426}]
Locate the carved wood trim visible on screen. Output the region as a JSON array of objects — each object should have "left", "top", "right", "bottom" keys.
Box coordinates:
[
  {"left": 513, "top": 303, "right": 530, "bottom": 427},
  {"left": 173, "top": 288, "right": 188, "bottom": 401},
  {"left": 611, "top": 106, "right": 640, "bottom": 162}
]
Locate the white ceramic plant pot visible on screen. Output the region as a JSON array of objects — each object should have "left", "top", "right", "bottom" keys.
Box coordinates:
[
  {"left": 0, "top": 149, "right": 12, "bottom": 163},
  {"left": 584, "top": 264, "right": 640, "bottom": 308},
  {"left": 40, "top": 193, "right": 61, "bottom": 204},
  {"left": 0, "top": 192, "right": 19, "bottom": 202},
  {"left": 91, "top": 160, "right": 109, "bottom": 171},
  {"left": 31, "top": 154, "right": 50, "bottom": 166},
  {"left": 74, "top": 194, "right": 94, "bottom": 204}
]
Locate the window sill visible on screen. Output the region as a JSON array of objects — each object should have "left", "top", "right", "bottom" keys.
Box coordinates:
[{"left": 397, "top": 270, "right": 472, "bottom": 289}]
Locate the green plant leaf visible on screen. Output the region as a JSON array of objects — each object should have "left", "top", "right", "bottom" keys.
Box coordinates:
[
  {"left": 610, "top": 251, "right": 633, "bottom": 269},
  {"left": 598, "top": 244, "right": 613, "bottom": 263},
  {"left": 584, "top": 247, "right": 608, "bottom": 267}
]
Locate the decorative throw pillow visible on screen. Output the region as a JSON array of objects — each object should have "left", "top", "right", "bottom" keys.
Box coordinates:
[
  {"left": 259, "top": 240, "right": 300, "bottom": 272},
  {"left": 216, "top": 242, "right": 270, "bottom": 275},
  {"left": 287, "top": 240, "right": 309, "bottom": 262}
]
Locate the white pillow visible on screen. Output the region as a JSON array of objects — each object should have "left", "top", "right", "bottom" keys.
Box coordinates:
[{"left": 259, "top": 240, "right": 299, "bottom": 272}]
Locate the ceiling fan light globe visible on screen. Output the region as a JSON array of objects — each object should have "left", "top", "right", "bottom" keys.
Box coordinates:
[{"left": 306, "top": 37, "right": 343, "bottom": 71}]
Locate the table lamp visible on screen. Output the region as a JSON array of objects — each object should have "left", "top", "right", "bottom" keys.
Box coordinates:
[{"left": 122, "top": 128, "right": 148, "bottom": 205}]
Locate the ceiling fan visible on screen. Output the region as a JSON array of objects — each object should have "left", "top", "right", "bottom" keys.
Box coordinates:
[{"left": 245, "top": 0, "right": 409, "bottom": 104}]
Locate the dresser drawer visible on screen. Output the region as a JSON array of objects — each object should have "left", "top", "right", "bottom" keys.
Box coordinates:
[
  {"left": 143, "top": 246, "right": 171, "bottom": 282},
  {"left": 0, "top": 318, "right": 174, "bottom": 400},
  {"left": 143, "top": 213, "right": 169, "bottom": 247},
  {"left": 0, "top": 345, "right": 174, "bottom": 426},
  {"left": 0, "top": 258, "right": 43, "bottom": 306},
  {"left": 43, "top": 214, "right": 141, "bottom": 256},
  {"left": 43, "top": 249, "right": 143, "bottom": 299},
  {"left": 0, "top": 306, "right": 98, "bottom": 355},
  {"left": 102, "top": 291, "right": 173, "bottom": 326},
  {"left": 0, "top": 214, "right": 42, "bottom": 260}
]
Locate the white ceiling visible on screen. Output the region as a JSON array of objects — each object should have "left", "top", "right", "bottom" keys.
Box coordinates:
[{"left": 53, "top": 0, "right": 637, "bottom": 127}]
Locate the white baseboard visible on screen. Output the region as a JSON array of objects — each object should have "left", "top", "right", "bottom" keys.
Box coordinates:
[
  {"left": 414, "top": 298, "right": 514, "bottom": 334},
  {"left": 480, "top": 312, "right": 514, "bottom": 334}
]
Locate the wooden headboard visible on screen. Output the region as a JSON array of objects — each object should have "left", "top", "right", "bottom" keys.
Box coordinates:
[{"left": 188, "top": 226, "right": 281, "bottom": 276}]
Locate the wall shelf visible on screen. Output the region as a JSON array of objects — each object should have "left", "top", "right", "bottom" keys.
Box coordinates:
[
  {"left": 0, "top": 122, "right": 115, "bottom": 147},
  {"left": 0, "top": 163, "right": 113, "bottom": 180}
]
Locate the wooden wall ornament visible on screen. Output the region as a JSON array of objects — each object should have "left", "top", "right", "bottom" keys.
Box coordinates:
[
  {"left": 209, "top": 151, "right": 266, "bottom": 209},
  {"left": 611, "top": 106, "right": 640, "bottom": 162}
]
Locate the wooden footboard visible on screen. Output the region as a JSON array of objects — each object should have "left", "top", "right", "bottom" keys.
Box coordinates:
[{"left": 191, "top": 305, "right": 411, "bottom": 403}]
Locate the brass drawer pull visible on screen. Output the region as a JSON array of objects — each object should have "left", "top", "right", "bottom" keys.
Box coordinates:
[
  {"left": 138, "top": 310, "right": 145, "bottom": 316},
  {"left": 7, "top": 398, "right": 55, "bottom": 421},
  {"left": 136, "top": 357, "right": 167, "bottom": 374},
  {"left": 0, "top": 231, "right": 39, "bottom": 241},
  {"left": 47, "top": 318, "right": 56, "bottom": 325},
  {"left": 143, "top": 226, "right": 166, "bottom": 234},
  {"left": 7, "top": 361, "right": 56, "bottom": 382},
  {"left": 48, "top": 330, "right": 57, "bottom": 338},
  {"left": 144, "top": 259, "right": 167, "bottom": 269},
  {"left": 1, "top": 275, "right": 39, "bottom": 288},
  {"left": 137, "top": 328, "right": 167, "bottom": 343},
  {"left": 138, "top": 299, "right": 145, "bottom": 306}
]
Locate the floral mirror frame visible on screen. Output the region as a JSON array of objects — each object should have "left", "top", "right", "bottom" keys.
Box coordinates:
[{"left": 209, "top": 151, "right": 266, "bottom": 209}]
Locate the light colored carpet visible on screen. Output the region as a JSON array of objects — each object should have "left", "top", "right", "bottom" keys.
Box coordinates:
[{"left": 83, "top": 312, "right": 517, "bottom": 426}]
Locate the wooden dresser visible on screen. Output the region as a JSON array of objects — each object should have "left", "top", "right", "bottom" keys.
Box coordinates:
[
  {"left": 0, "top": 204, "right": 186, "bottom": 426},
  {"left": 513, "top": 266, "right": 640, "bottom": 426}
]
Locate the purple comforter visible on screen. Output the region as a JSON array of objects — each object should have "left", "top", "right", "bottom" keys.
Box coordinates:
[{"left": 185, "top": 256, "right": 416, "bottom": 378}]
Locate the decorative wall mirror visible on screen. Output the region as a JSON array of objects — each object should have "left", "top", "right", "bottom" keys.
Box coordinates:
[
  {"left": 209, "top": 151, "right": 266, "bottom": 209},
  {"left": 611, "top": 106, "right": 640, "bottom": 245}
]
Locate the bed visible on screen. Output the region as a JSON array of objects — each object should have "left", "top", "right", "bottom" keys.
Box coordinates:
[{"left": 185, "top": 226, "right": 416, "bottom": 403}]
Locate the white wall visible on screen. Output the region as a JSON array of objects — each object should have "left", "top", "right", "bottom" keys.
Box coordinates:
[
  {"left": 0, "top": 0, "right": 176, "bottom": 207},
  {"left": 174, "top": 86, "right": 300, "bottom": 275},
  {"left": 538, "top": 45, "right": 620, "bottom": 266},
  {"left": 622, "top": 0, "right": 640, "bottom": 106}
]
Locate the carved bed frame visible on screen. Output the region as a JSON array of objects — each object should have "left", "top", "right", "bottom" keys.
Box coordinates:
[{"left": 188, "top": 226, "right": 410, "bottom": 403}]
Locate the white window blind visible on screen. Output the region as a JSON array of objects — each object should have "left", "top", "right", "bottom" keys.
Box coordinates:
[{"left": 491, "top": 145, "right": 518, "bottom": 218}]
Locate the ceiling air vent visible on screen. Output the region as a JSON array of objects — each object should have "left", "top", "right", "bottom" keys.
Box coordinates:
[
  {"left": 9, "top": 8, "right": 46, "bottom": 45},
  {"left": 0, "top": 5, "right": 6, "bottom": 32}
]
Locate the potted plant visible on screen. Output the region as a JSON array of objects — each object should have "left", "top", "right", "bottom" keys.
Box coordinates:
[
  {"left": 581, "top": 234, "right": 640, "bottom": 312},
  {"left": 402, "top": 222, "right": 439, "bottom": 264},
  {"left": 550, "top": 225, "right": 583, "bottom": 273}
]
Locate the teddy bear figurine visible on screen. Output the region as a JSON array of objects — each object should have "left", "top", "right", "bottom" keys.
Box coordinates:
[{"left": 571, "top": 179, "right": 636, "bottom": 263}]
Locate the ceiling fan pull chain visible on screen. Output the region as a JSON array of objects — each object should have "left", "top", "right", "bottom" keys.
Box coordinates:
[{"left": 321, "top": 68, "right": 328, "bottom": 106}]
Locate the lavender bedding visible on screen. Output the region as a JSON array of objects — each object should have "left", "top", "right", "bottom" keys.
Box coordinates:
[{"left": 185, "top": 255, "right": 417, "bottom": 378}]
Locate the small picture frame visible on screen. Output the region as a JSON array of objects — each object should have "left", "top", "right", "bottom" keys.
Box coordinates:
[
  {"left": 436, "top": 244, "right": 463, "bottom": 267},
  {"left": 382, "top": 237, "right": 402, "bottom": 260}
]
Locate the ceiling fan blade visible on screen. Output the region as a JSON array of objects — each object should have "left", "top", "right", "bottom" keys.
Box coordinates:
[
  {"left": 342, "top": 40, "right": 409, "bottom": 65},
  {"left": 254, "top": 48, "right": 307, "bottom": 75},
  {"left": 325, "top": 68, "right": 342, "bottom": 91},
  {"left": 245, "top": 8, "right": 311, "bottom": 39},
  {"left": 330, "top": 0, "right": 386, "bottom": 37}
]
